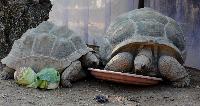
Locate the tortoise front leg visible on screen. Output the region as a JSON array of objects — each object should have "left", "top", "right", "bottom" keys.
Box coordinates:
[
  {"left": 61, "top": 61, "right": 87, "bottom": 88},
  {"left": 158, "top": 55, "right": 190, "bottom": 87},
  {"left": 1, "top": 66, "right": 15, "bottom": 80},
  {"left": 104, "top": 52, "right": 133, "bottom": 73}
]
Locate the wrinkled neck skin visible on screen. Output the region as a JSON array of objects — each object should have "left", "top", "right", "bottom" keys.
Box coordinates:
[{"left": 98, "top": 37, "right": 112, "bottom": 66}]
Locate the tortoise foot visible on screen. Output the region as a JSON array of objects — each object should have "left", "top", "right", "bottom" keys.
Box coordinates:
[{"left": 172, "top": 76, "right": 190, "bottom": 88}]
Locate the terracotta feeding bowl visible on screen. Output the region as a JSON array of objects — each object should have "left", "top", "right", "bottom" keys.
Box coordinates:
[{"left": 88, "top": 68, "right": 162, "bottom": 85}]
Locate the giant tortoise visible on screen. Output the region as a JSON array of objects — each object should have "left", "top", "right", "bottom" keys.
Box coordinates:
[
  {"left": 1, "top": 21, "right": 99, "bottom": 87},
  {"left": 99, "top": 8, "right": 189, "bottom": 87}
]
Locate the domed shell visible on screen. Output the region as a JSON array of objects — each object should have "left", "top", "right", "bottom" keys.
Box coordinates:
[
  {"left": 104, "top": 8, "right": 186, "bottom": 64},
  {"left": 1, "top": 21, "right": 92, "bottom": 72}
]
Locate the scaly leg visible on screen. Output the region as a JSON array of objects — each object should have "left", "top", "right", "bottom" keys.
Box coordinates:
[
  {"left": 105, "top": 52, "right": 133, "bottom": 73},
  {"left": 61, "top": 61, "right": 86, "bottom": 87},
  {"left": 158, "top": 55, "right": 190, "bottom": 87}
]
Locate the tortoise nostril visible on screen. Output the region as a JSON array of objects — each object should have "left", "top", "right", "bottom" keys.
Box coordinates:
[{"left": 141, "top": 65, "right": 145, "bottom": 69}]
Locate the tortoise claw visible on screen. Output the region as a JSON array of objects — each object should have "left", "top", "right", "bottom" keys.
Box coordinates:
[{"left": 172, "top": 76, "right": 190, "bottom": 88}]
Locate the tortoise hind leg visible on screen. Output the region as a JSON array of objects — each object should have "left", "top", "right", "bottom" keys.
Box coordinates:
[
  {"left": 104, "top": 52, "right": 133, "bottom": 73},
  {"left": 158, "top": 55, "right": 190, "bottom": 87},
  {"left": 1, "top": 66, "right": 15, "bottom": 80},
  {"left": 61, "top": 61, "right": 87, "bottom": 88}
]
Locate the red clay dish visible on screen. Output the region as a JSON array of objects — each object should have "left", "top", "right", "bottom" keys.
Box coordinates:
[{"left": 88, "top": 68, "right": 162, "bottom": 85}]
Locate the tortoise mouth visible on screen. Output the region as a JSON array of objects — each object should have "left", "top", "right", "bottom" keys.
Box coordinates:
[{"left": 108, "top": 38, "right": 184, "bottom": 64}]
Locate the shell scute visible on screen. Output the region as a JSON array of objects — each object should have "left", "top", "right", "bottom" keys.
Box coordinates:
[{"left": 32, "top": 33, "right": 56, "bottom": 56}]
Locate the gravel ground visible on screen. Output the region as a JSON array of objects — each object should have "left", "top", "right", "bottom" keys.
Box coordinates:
[{"left": 0, "top": 65, "right": 200, "bottom": 106}]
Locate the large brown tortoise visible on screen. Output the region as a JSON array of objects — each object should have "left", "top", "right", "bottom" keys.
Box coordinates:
[
  {"left": 1, "top": 21, "right": 99, "bottom": 87},
  {"left": 99, "top": 8, "right": 190, "bottom": 87}
]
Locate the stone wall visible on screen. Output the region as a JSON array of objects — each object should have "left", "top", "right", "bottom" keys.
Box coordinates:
[{"left": 0, "top": 0, "right": 51, "bottom": 59}]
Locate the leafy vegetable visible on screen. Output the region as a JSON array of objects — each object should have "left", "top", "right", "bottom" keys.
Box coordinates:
[{"left": 14, "top": 67, "right": 60, "bottom": 89}]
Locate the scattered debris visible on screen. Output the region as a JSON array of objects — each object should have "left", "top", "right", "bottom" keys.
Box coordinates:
[{"left": 94, "top": 95, "right": 109, "bottom": 103}]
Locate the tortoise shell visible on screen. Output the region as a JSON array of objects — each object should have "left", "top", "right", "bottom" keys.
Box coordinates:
[
  {"left": 101, "top": 8, "right": 186, "bottom": 64},
  {"left": 1, "top": 21, "right": 92, "bottom": 72}
]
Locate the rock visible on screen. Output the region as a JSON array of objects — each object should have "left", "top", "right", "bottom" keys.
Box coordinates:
[
  {"left": 94, "top": 95, "right": 109, "bottom": 104},
  {"left": 0, "top": 0, "right": 52, "bottom": 60},
  {"left": 0, "top": 22, "right": 8, "bottom": 59}
]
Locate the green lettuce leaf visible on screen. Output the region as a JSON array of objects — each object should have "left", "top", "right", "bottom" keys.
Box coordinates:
[{"left": 15, "top": 67, "right": 37, "bottom": 86}]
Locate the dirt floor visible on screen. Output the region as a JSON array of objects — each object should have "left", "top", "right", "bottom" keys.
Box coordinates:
[{"left": 0, "top": 66, "right": 200, "bottom": 106}]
